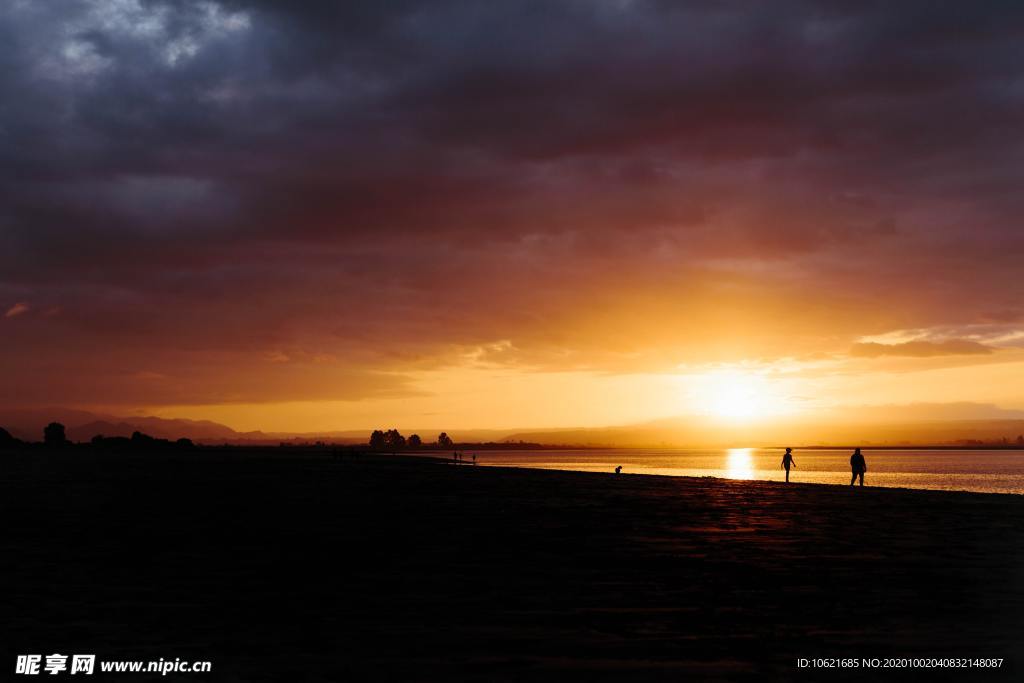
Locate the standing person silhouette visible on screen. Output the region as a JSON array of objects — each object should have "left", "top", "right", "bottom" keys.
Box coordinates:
[
  {"left": 850, "top": 448, "right": 867, "bottom": 486},
  {"left": 781, "top": 448, "right": 795, "bottom": 483}
]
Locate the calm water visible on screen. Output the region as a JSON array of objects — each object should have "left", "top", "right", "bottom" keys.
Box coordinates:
[{"left": 472, "top": 448, "right": 1024, "bottom": 495}]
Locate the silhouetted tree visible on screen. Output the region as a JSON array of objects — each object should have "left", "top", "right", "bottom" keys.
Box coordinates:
[
  {"left": 369, "top": 430, "right": 387, "bottom": 450},
  {"left": 408, "top": 434, "right": 422, "bottom": 448},
  {"left": 176, "top": 438, "right": 196, "bottom": 449},
  {"left": 132, "top": 431, "right": 157, "bottom": 444},
  {"left": 384, "top": 429, "right": 406, "bottom": 450},
  {"left": 0, "top": 427, "right": 17, "bottom": 448},
  {"left": 437, "top": 432, "right": 453, "bottom": 448},
  {"left": 44, "top": 422, "right": 67, "bottom": 446}
]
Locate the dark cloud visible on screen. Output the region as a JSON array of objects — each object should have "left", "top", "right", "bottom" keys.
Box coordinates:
[{"left": 1, "top": 0, "right": 1023, "bottom": 407}]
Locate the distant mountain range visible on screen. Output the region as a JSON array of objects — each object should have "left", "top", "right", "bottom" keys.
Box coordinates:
[{"left": 2, "top": 403, "right": 1023, "bottom": 448}]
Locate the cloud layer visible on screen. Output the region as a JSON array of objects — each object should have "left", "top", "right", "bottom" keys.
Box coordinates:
[
  {"left": 850, "top": 340, "right": 995, "bottom": 358},
  {"left": 2, "top": 0, "right": 1023, "bottom": 411}
]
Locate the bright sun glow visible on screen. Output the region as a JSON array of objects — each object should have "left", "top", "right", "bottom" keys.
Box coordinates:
[
  {"left": 705, "top": 370, "right": 769, "bottom": 420},
  {"left": 676, "top": 366, "right": 807, "bottom": 426}
]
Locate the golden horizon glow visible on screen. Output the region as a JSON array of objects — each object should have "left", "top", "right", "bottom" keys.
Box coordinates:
[{"left": 115, "top": 345, "right": 1024, "bottom": 440}]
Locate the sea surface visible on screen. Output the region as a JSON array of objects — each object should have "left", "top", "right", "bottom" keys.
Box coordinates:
[{"left": 470, "top": 448, "right": 1024, "bottom": 495}]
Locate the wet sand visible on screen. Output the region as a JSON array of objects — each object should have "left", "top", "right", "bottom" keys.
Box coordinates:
[{"left": 3, "top": 448, "right": 1023, "bottom": 681}]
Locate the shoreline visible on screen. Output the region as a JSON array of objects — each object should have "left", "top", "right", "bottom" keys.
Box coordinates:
[{"left": 475, "top": 461, "right": 1024, "bottom": 498}]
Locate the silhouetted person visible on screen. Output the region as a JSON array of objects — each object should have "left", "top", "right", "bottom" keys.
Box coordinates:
[
  {"left": 615, "top": 465, "right": 622, "bottom": 474},
  {"left": 850, "top": 448, "right": 867, "bottom": 486},
  {"left": 472, "top": 453, "right": 477, "bottom": 466},
  {"left": 781, "top": 447, "right": 795, "bottom": 483},
  {"left": 453, "top": 451, "right": 458, "bottom": 465}
]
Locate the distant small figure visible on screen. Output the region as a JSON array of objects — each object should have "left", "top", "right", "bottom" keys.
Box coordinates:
[
  {"left": 453, "top": 451, "right": 458, "bottom": 465},
  {"left": 472, "top": 453, "right": 477, "bottom": 466},
  {"left": 615, "top": 465, "right": 622, "bottom": 474},
  {"left": 781, "top": 447, "right": 795, "bottom": 483},
  {"left": 850, "top": 448, "right": 867, "bottom": 487}
]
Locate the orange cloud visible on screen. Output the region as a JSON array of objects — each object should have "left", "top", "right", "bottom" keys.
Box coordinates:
[
  {"left": 850, "top": 340, "right": 994, "bottom": 358},
  {"left": 4, "top": 302, "right": 29, "bottom": 318}
]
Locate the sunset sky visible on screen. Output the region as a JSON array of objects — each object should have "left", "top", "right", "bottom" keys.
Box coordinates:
[{"left": 2, "top": 1, "right": 1024, "bottom": 433}]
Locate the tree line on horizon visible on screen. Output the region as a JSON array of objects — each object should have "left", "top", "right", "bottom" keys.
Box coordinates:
[
  {"left": 0, "top": 422, "right": 196, "bottom": 450},
  {"left": 368, "top": 429, "right": 453, "bottom": 451},
  {"left": 5, "top": 420, "right": 1024, "bottom": 452}
]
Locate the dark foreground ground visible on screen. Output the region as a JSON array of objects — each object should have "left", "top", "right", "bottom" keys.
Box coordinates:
[{"left": 3, "top": 448, "right": 1024, "bottom": 681}]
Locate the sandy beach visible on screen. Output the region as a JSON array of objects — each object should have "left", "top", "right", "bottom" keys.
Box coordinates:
[{"left": 3, "top": 448, "right": 1023, "bottom": 681}]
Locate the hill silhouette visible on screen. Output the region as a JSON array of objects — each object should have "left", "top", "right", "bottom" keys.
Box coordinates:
[{"left": 0, "top": 408, "right": 240, "bottom": 443}]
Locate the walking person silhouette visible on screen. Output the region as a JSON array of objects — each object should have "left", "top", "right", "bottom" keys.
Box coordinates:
[
  {"left": 781, "top": 447, "right": 795, "bottom": 483},
  {"left": 850, "top": 448, "right": 867, "bottom": 486}
]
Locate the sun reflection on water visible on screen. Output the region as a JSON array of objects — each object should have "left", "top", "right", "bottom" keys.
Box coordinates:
[{"left": 727, "top": 448, "right": 755, "bottom": 480}]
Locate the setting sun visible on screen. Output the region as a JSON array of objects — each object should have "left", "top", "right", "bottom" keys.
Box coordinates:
[
  {"left": 710, "top": 373, "right": 761, "bottom": 419},
  {"left": 697, "top": 371, "right": 774, "bottom": 421}
]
